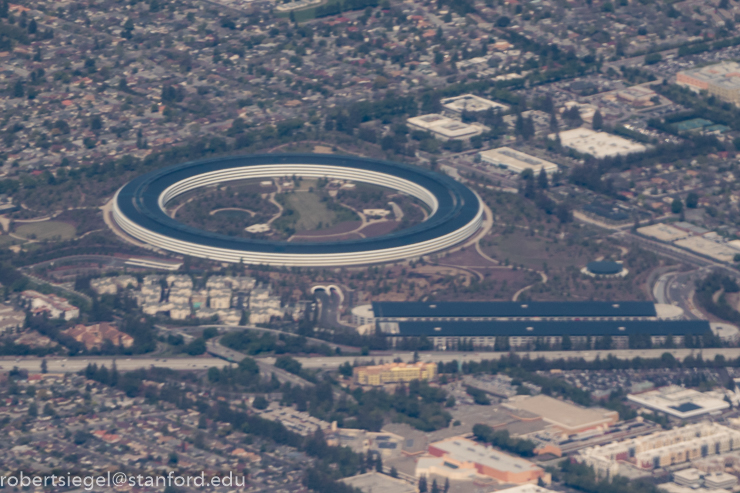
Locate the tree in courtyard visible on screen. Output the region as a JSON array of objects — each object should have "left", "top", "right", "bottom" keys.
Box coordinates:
[
  {"left": 13, "top": 79, "right": 23, "bottom": 98},
  {"left": 538, "top": 168, "right": 548, "bottom": 189},
  {"left": 592, "top": 110, "right": 603, "bottom": 130},
  {"left": 686, "top": 192, "right": 699, "bottom": 209}
]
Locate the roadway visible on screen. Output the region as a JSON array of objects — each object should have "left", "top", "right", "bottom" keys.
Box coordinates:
[
  {"left": 0, "top": 356, "right": 233, "bottom": 373},
  {"left": 206, "top": 339, "right": 316, "bottom": 387},
  {"left": 160, "top": 323, "right": 353, "bottom": 352},
  {"left": 277, "top": 347, "right": 740, "bottom": 369},
  {"left": 5, "top": 346, "right": 740, "bottom": 375},
  {"left": 653, "top": 269, "right": 708, "bottom": 320}
]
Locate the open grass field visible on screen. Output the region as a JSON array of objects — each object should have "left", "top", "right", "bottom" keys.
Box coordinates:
[
  {"left": 15, "top": 221, "right": 76, "bottom": 241},
  {"left": 0, "top": 235, "right": 21, "bottom": 247},
  {"left": 286, "top": 193, "right": 336, "bottom": 231},
  {"left": 482, "top": 229, "right": 617, "bottom": 270}
]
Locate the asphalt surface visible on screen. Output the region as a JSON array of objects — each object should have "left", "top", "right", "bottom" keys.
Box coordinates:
[
  {"left": 283, "top": 347, "right": 740, "bottom": 369},
  {"left": 0, "top": 356, "right": 232, "bottom": 373},
  {"left": 5, "top": 346, "right": 740, "bottom": 376},
  {"left": 654, "top": 269, "right": 708, "bottom": 320},
  {"left": 206, "top": 340, "right": 315, "bottom": 387}
]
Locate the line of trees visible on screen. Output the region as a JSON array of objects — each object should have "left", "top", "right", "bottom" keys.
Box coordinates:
[{"left": 472, "top": 424, "right": 536, "bottom": 456}]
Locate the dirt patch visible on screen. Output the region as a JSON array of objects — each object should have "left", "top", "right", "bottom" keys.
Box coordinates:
[
  {"left": 292, "top": 232, "right": 363, "bottom": 242},
  {"left": 438, "top": 246, "right": 497, "bottom": 268},
  {"left": 293, "top": 221, "right": 361, "bottom": 237},
  {"left": 314, "top": 145, "right": 333, "bottom": 154},
  {"left": 358, "top": 221, "right": 400, "bottom": 237}
]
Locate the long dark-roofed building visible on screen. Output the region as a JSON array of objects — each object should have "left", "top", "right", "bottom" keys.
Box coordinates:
[
  {"left": 360, "top": 301, "right": 714, "bottom": 350},
  {"left": 372, "top": 301, "right": 657, "bottom": 320}
]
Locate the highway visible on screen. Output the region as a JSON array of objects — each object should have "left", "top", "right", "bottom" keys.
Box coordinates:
[
  {"left": 654, "top": 269, "right": 709, "bottom": 320},
  {"left": 272, "top": 347, "right": 740, "bottom": 369},
  {"left": 5, "top": 346, "right": 740, "bottom": 375},
  {"left": 206, "top": 339, "right": 316, "bottom": 387},
  {"left": 160, "top": 323, "right": 352, "bottom": 352},
  {"left": 0, "top": 356, "right": 233, "bottom": 373}
]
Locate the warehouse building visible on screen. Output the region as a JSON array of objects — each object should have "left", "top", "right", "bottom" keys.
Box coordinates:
[
  {"left": 576, "top": 422, "right": 740, "bottom": 478},
  {"left": 479, "top": 147, "right": 559, "bottom": 175},
  {"left": 365, "top": 301, "right": 710, "bottom": 350},
  {"left": 503, "top": 395, "right": 619, "bottom": 435},
  {"left": 417, "top": 437, "right": 548, "bottom": 484},
  {"left": 677, "top": 62, "right": 740, "bottom": 106}
]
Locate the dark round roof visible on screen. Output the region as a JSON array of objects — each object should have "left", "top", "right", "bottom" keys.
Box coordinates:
[
  {"left": 586, "top": 261, "right": 624, "bottom": 275},
  {"left": 116, "top": 153, "right": 481, "bottom": 255}
]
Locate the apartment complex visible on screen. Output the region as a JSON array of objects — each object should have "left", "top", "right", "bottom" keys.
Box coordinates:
[
  {"left": 677, "top": 61, "right": 740, "bottom": 106},
  {"left": 353, "top": 362, "right": 437, "bottom": 386},
  {"left": 576, "top": 422, "right": 740, "bottom": 478}
]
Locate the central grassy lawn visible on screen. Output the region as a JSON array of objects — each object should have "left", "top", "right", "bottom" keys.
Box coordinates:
[
  {"left": 483, "top": 229, "right": 616, "bottom": 270},
  {"left": 287, "top": 193, "right": 337, "bottom": 231}
]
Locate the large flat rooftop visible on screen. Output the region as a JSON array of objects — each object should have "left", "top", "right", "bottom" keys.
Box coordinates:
[
  {"left": 479, "top": 147, "right": 559, "bottom": 174},
  {"left": 678, "top": 61, "right": 740, "bottom": 90},
  {"left": 406, "top": 114, "right": 484, "bottom": 139},
  {"left": 386, "top": 320, "right": 711, "bottom": 337},
  {"left": 340, "top": 472, "right": 416, "bottom": 493},
  {"left": 551, "top": 128, "right": 646, "bottom": 158},
  {"left": 503, "top": 395, "right": 618, "bottom": 433},
  {"left": 441, "top": 93, "right": 510, "bottom": 113},
  {"left": 372, "top": 301, "right": 657, "bottom": 319},
  {"left": 431, "top": 437, "right": 541, "bottom": 474},
  {"left": 627, "top": 386, "right": 730, "bottom": 418}
]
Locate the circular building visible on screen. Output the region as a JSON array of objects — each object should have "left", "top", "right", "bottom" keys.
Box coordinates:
[
  {"left": 112, "top": 153, "right": 483, "bottom": 267},
  {"left": 581, "top": 260, "right": 628, "bottom": 278}
]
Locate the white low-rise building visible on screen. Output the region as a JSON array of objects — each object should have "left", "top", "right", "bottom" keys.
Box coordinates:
[
  {"left": 250, "top": 306, "right": 283, "bottom": 324},
  {"left": 21, "top": 290, "right": 79, "bottom": 320},
  {"left": 407, "top": 114, "right": 487, "bottom": 141},
  {"left": 441, "top": 93, "right": 509, "bottom": 115},
  {"left": 479, "top": 147, "right": 559, "bottom": 175},
  {"left": 169, "top": 286, "right": 191, "bottom": 305},
  {"left": 550, "top": 128, "right": 646, "bottom": 158},
  {"left": 170, "top": 304, "right": 191, "bottom": 320},
  {"left": 627, "top": 386, "right": 731, "bottom": 419},
  {"left": 209, "top": 288, "right": 232, "bottom": 309},
  {"left": 167, "top": 274, "right": 193, "bottom": 289}
]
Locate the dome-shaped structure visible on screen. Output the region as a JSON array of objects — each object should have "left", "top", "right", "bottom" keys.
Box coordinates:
[{"left": 581, "top": 260, "right": 628, "bottom": 278}]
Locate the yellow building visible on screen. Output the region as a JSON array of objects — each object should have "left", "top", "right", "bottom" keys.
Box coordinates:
[{"left": 353, "top": 362, "right": 437, "bottom": 386}]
